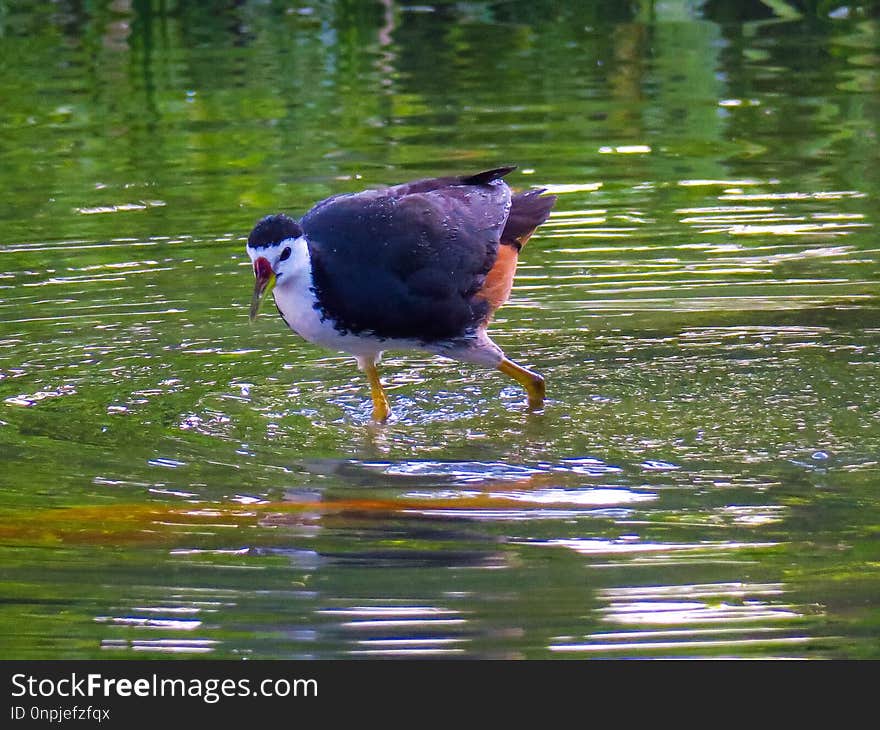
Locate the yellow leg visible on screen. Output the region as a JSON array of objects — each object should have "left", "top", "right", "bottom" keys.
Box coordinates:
[
  {"left": 363, "top": 360, "right": 391, "bottom": 422},
  {"left": 498, "top": 357, "right": 545, "bottom": 410}
]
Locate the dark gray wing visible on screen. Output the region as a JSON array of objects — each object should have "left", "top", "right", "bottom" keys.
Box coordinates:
[{"left": 301, "top": 171, "right": 513, "bottom": 342}]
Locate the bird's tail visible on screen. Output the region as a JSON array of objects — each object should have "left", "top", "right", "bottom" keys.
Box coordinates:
[
  {"left": 501, "top": 189, "right": 557, "bottom": 250},
  {"left": 461, "top": 166, "right": 517, "bottom": 186}
]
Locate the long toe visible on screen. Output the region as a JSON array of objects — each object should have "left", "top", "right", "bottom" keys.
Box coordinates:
[
  {"left": 371, "top": 399, "right": 391, "bottom": 422},
  {"left": 527, "top": 372, "right": 545, "bottom": 410},
  {"left": 498, "top": 357, "right": 546, "bottom": 410}
]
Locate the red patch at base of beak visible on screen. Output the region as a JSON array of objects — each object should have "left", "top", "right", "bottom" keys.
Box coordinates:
[{"left": 254, "top": 256, "right": 273, "bottom": 281}]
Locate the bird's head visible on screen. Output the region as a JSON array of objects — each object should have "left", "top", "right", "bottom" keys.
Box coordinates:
[{"left": 246, "top": 213, "right": 304, "bottom": 321}]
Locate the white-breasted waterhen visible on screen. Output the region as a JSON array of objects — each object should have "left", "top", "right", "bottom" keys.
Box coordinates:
[{"left": 246, "top": 166, "right": 556, "bottom": 421}]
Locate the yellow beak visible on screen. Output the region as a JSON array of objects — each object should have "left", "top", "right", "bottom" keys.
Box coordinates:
[{"left": 249, "top": 256, "right": 276, "bottom": 322}]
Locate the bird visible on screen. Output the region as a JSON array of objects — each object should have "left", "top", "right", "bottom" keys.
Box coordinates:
[{"left": 246, "top": 166, "right": 556, "bottom": 422}]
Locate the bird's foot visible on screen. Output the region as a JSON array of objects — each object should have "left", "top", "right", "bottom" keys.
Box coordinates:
[
  {"left": 498, "top": 358, "right": 545, "bottom": 410},
  {"left": 360, "top": 357, "right": 391, "bottom": 422},
  {"left": 371, "top": 394, "right": 391, "bottom": 423},
  {"left": 525, "top": 371, "right": 545, "bottom": 410}
]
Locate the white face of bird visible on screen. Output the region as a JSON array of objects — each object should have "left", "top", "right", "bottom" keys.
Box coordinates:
[{"left": 246, "top": 236, "right": 308, "bottom": 321}]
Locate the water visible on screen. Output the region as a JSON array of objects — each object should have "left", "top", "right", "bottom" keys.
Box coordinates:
[{"left": 1, "top": 1, "right": 878, "bottom": 659}]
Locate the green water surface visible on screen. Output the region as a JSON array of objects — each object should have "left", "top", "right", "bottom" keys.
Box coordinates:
[{"left": 1, "top": 0, "right": 879, "bottom": 658}]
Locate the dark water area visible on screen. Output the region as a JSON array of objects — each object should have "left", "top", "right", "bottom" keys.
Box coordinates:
[{"left": 1, "top": 0, "right": 879, "bottom": 658}]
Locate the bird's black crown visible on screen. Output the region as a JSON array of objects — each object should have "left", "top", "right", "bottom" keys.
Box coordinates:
[{"left": 248, "top": 213, "right": 303, "bottom": 249}]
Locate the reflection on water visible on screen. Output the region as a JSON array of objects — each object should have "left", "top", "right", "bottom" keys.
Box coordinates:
[
  {"left": 551, "top": 581, "right": 822, "bottom": 657},
  {"left": 319, "top": 605, "right": 470, "bottom": 658},
  {"left": 1, "top": 1, "right": 879, "bottom": 659}
]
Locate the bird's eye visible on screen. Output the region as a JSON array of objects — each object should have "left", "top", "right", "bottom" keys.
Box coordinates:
[{"left": 279, "top": 247, "right": 292, "bottom": 262}]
